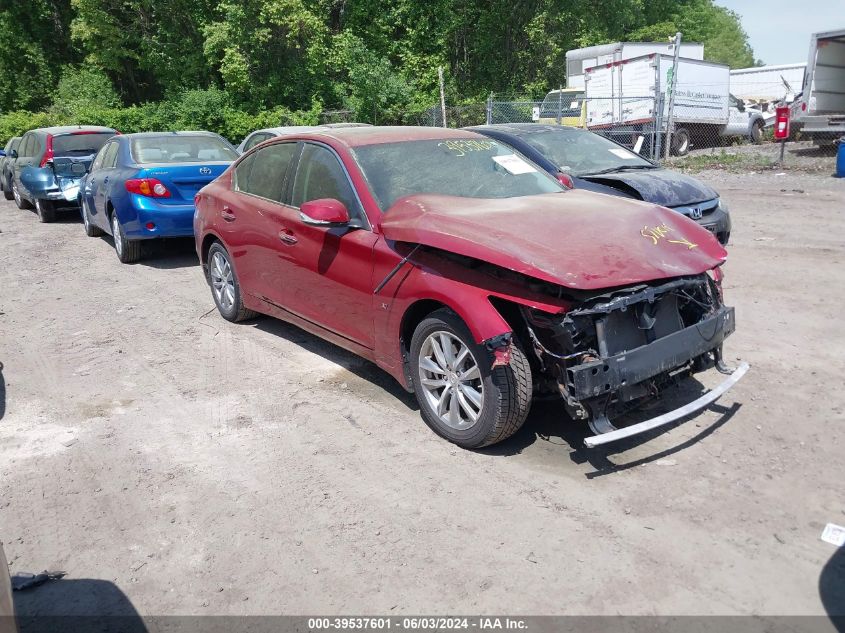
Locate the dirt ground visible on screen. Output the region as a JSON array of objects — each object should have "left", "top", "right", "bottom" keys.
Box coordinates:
[{"left": 1, "top": 169, "right": 844, "bottom": 621}]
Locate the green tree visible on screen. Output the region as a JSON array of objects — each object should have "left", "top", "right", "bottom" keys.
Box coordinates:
[{"left": 0, "top": 0, "right": 78, "bottom": 111}]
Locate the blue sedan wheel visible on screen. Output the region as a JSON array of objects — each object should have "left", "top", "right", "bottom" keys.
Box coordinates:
[{"left": 81, "top": 199, "right": 103, "bottom": 237}]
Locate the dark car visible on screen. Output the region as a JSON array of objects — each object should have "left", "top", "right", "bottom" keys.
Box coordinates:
[
  {"left": 79, "top": 131, "right": 238, "bottom": 263},
  {"left": 194, "top": 126, "right": 746, "bottom": 450},
  {"left": 468, "top": 124, "right": 731, "bottom": 245},
  {"left": 0, "top": 136, "right": 21, "bottom": 201},
  {"left": 10, "top": 126, "right": 118, "bottom": 222}
]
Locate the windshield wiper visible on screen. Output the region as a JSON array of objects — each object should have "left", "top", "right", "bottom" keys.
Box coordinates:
[{"left": 581, "top": 164, "right": 657, "bottom": 175}]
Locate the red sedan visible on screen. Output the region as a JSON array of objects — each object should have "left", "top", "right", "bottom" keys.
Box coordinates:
[{"left": 194, "top": 127, "right": 747, "bottom": 449}]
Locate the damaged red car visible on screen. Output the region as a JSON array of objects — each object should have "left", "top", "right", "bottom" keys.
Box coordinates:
[{"left": 194, "top": 127, "right": 748, "bottom": 449}]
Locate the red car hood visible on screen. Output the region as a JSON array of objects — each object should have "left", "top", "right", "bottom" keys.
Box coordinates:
[{"left": 380, "top": 191, "right": 727, "bottom": 290}]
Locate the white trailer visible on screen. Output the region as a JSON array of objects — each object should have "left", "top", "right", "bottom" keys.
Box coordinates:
[
  {"left": 730, "top": 63, "right": 806, "bottom": 102},
  {"left": 584, "top": 54, "right": 764, "bottom": 155},
  {"left": 565, "top": 41, "right": 704, "bottom": 89},
  {"left": 793, "top": 29, "right": 845, "bottom": 142}
]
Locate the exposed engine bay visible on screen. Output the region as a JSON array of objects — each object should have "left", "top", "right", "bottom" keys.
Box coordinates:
[{"left": 521, "top": 273, "right": 737, "bottom": 436}]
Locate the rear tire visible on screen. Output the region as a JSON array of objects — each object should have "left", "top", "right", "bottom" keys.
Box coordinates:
[
  {"left": 35, "top": 198, "right": 56, "bottom": 223},
  {"left": 671, "top": 128, "right": 691, "bottom": 156},
  {"left": 111, "top": 212, "right": 141, "bottom": 263},
  {"left": 81, "top": 199, "right": 104, "bottom": 237},
  {"left": 207, "top": 242, "right": 257, "bottom": 322},
  {"left": 409, "top": 308, "right": 532, "bottom": 449},
  {"left": 12, "top": 180, "right": 32, "bottom": 209}
]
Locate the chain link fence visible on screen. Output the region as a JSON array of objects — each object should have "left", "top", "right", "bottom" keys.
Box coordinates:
[{"left": 415, "top": 94, "right": 775, "bottom": 163}]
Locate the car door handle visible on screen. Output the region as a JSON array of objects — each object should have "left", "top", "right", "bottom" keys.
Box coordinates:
[
  {"left": 103, "top": 177, "right": 109, "bottom": 184},
  {"left": 221, "top": 207, "right": 236, "bottom": 222},
  {"left": 278, "top": 229, "right": 298, "bottom": 245}
]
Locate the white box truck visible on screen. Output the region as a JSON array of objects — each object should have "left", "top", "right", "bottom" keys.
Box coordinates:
[
  {"left": 584, "top": 53, "right": 765, "bottom": 155},
  {"left": 565, "top": 41, "right": 704, "bottom": 89},
  {"left": 792, "top": 29, "right": 845, "bottom": 143}
]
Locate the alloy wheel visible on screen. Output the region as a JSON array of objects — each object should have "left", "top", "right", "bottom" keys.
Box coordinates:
[
  {"left": 12, "top": 181, "right": 21, "bottom": 206},
  {"left": 112, "top": 214, "right": 123, "bottom": 257},
  {"left": 210, "top": 251, "right": 235, "bottom": 310},
  {"left": 418, "top": 331, "right": 484, "bottom": 430}
]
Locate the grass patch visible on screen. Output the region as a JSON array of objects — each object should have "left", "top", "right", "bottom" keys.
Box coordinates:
[{"left": 667, "top": 149, "right": 777, "bottom": 173}]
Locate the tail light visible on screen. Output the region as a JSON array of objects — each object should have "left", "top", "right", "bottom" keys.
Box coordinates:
[
  {"left": 556, "top": 172, "right": 574, "bottom": 188},
  {"left": 39, "top": 135, "right": 54, "bottom": 167},
  {"left": 125, "top": 178, "right": 171, "bottom": 198}
]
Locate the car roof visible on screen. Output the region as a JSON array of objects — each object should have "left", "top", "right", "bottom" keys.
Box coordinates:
[
  {"left": 467, "top": 123, "right": 586, "bottom": 136},
  {"left": 252, "top": 126, "right": 322, "bottom": 136},
  {"left": 299, "top": 126, "right": 490, "bottom": 148},
  {"left": 123, "top": 131, "right": 223, "bottom": 139},
  {"left": 31, "top": 125, "right": 117, "bottom": 135}
]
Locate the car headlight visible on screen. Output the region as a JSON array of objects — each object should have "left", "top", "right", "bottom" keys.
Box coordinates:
[{"left": 717, "top": 197, "right": 729, "bottom": 214}]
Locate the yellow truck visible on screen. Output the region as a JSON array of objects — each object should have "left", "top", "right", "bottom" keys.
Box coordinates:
[{"left": 537, "top": 88, "right": 587, "bottom": 127}]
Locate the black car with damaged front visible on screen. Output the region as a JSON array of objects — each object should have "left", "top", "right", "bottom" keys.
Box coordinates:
[{"left": 468, "top": 123, "right": 731, "bottom": 245}]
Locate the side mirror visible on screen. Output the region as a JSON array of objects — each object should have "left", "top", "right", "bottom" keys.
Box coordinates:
[
  {"left": 300, "top": 198, "right": 350, "bottom": 227},
  {"left": 9, "top": 149, "right": 17, "bottom": 159}
]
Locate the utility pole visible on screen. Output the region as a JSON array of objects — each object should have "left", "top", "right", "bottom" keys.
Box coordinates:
[
  {"left": 664, "top": 32, "right": 682, "bottom": 161},
  {"left": 438, "top": 66, "right": 448, "bottom": 128}
]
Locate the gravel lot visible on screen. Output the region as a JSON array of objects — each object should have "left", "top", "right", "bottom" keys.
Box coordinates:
[{"left": 1, "top": 170, "right": 844, "bottom": 621}]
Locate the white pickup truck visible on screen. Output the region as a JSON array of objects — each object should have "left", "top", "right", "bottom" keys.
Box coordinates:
[{"left": 584, "top": 54, "right": 766, "bottom": 155}]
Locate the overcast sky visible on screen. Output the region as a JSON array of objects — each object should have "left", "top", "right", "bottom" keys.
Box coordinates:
[{"left": 716, "top": 0, "right": 844, "bottom": 66}]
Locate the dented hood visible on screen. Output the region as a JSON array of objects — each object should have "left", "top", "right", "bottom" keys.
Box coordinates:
[{"left": 381, "top": 191, "right": 727, "bottom": 290}]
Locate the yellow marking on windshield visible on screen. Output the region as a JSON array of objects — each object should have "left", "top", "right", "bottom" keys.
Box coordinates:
[{"left": 437, "top": 140, "right": 497, "bottom": 157}]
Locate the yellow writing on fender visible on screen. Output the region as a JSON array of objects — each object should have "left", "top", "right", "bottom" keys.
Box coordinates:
[{"left": 640, "top": 223, "right": 698, "bottom": 249}]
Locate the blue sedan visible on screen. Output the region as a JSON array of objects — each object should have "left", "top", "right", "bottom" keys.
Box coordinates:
[{"left": 79, "top": 131, "right": 239, "bottom": 263}]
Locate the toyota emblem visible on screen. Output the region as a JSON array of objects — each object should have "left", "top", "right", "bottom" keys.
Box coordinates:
[{"left": 199, "top": 167, "right": 212, "bottom": 175}]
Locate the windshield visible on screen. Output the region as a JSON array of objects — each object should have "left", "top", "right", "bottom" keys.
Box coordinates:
[
  {"left": 53, "top": 132, "right": 114, "bottom": 155},
  {"left": 520, "top": 129, "right": 654, "bottom": 177},
  {"left": 540, "top": 91, "right": 585, "bottom": 118},
  {"left": 352, "top": 139, "right": 562, "bottom": 210},
  {"left": 131, "top": 135, "right": 238, "bottom": 164}
]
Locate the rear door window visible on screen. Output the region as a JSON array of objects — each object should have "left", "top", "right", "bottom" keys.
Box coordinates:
[
  {"left": 235, "top": 143, "right": 297, "bottom": 203},
  {"left": 90, "top": 144, "right": 109, "bottom": 172},
  {"left": 291, "top": 143, "right": 363, "bottom": 223},
  {"left": 102, "top": 142, "right": 120, "bottom": 168},
  {"left": 20, "top": 134, "right": 35, "bottom": 158},
  {"left": 244, "top": 133, "right": 271, "bottom": 152}
]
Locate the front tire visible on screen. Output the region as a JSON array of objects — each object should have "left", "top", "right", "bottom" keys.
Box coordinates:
[
  {"left": 81, "top": 199, "right": 104, "bottom": 236},
  {"left": 207, "top": 242, "right": 256, "bottom": 322},
  {"left": 2, "top": 175, "right": 12, "bottom": 201},
  {"left": 35, "top": 198, "right": 56, "bottom": 223},
  {"left": 409, "top": 308, "right": 532, "bottom": 449},
  {"left": 111, "top": 212, "right": 141, "bottom": 263},
  {"left": 750, "top": 119, "right": 764, "bottom": 144}
]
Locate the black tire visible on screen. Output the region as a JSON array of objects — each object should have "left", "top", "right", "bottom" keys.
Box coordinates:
[
  {"left": 409, "top": 308, "right": 532, "bottom": 449},
  {"left": 110, "top": 212, "right": 141, "bottom": 263},
  {"left": 11, "top": 180, "right": 32, "bottom": 209},
  {"left": 35, "top": 198, "right": 56, "bottom": 223},
  {"left": 81, "top": 199, "right": 104, "bottom": 237},
  {"left": 207, "top": 242, "right": 257, "bottom": 322},
  {"left": 671, "top": 128, "right": 691, "bottom": 156},
  {"left": 2, "top": 175, "right": 12, "bottom": 201},
  {"left": 750, "top": 119, "right": 765, "bottom": 144}
]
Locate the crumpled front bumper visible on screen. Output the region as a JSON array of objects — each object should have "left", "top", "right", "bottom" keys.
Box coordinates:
[
  {"left": 583, "top": 361, "right": 749, "bottom": 447},
  {"left": 561, "top": 305, "right": 747, "bottom": 447}
]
